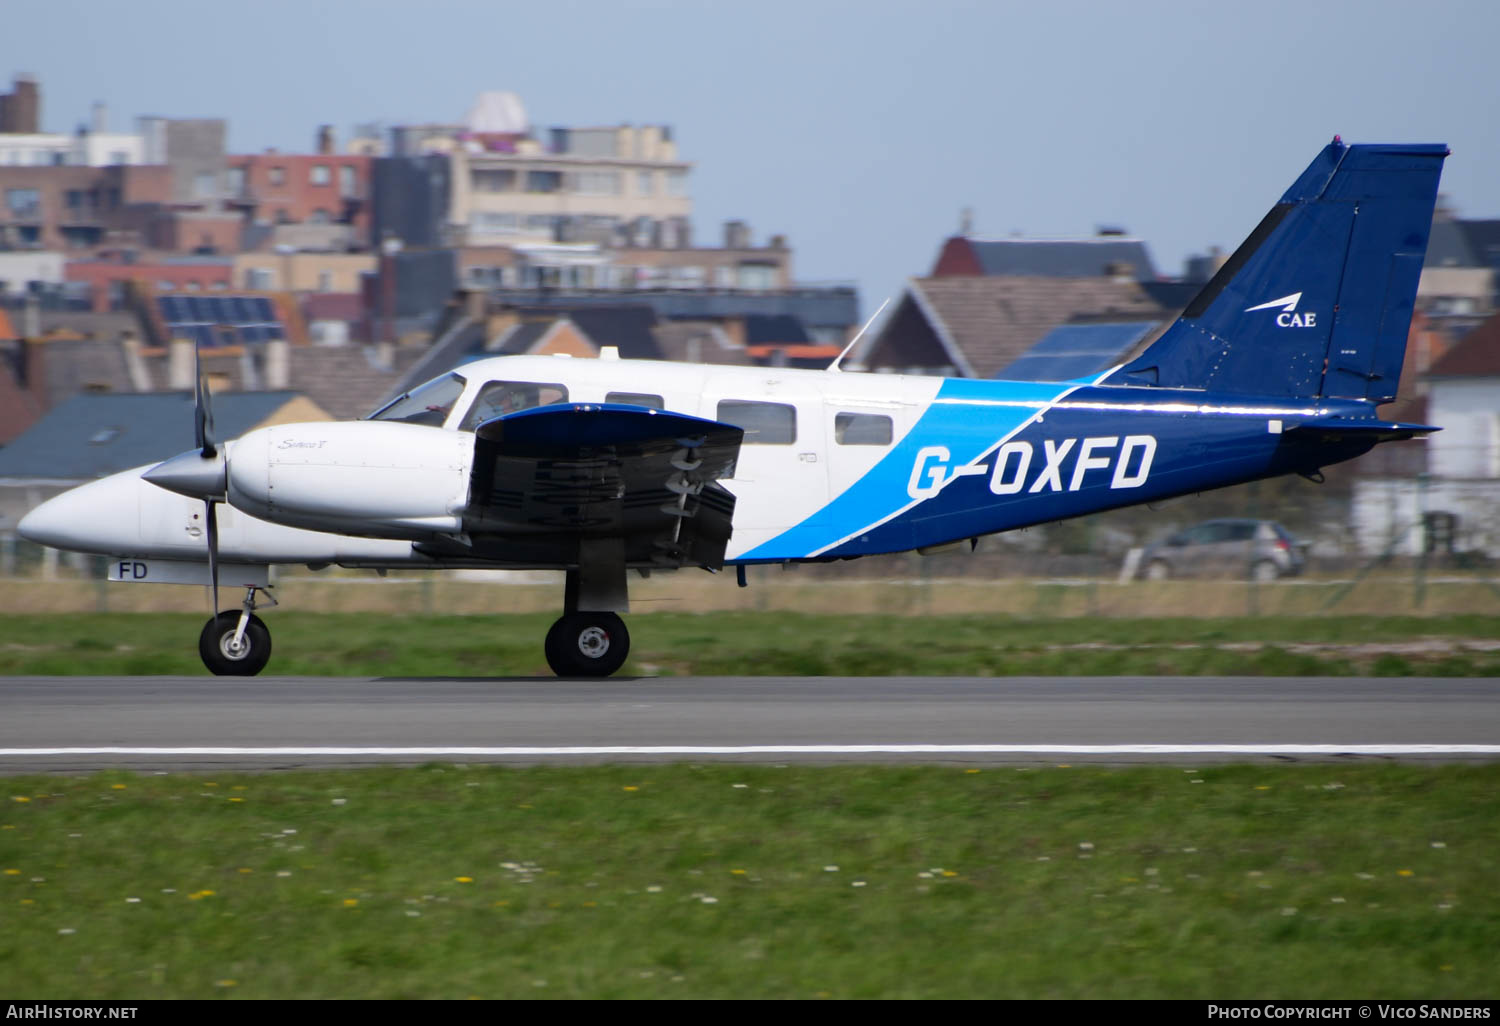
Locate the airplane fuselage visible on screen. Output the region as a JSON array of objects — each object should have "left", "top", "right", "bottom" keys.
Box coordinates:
[{"left": 21, "top": 353, "right": 1382, "bottom": 571}]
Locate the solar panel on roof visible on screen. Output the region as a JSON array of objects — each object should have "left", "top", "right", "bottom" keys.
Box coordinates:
[
  {"left": 997, "top": 321, "right": 1159, "bottom": 383},
  {"left": 156, "top": 293, "right": 288, "bottom": 348}
]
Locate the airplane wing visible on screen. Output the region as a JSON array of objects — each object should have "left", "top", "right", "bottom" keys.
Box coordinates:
[{"left": 452, "top": 403, "right": 743, "bottom": 569}]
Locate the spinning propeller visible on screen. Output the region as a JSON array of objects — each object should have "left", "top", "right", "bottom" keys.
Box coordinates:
[{"left": 141, "top": 344, "right": 227, "bottom": 616}]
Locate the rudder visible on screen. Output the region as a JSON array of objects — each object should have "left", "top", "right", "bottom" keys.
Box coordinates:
[{"left": 1104, "top": 139, "right": 1447, "bottom": 403}]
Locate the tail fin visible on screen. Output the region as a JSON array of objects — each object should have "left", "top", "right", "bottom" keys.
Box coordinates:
[{"left": 1104, "top": 138, "right": 1447, "bottom": 402}]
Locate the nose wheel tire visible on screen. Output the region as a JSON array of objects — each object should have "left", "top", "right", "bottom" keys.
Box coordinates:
[
  {"left": 545, "top": 612, "right": 630, "bottom": 677},
  {"left": 199, "top": 611, "right": 272, "bottom": 676}
]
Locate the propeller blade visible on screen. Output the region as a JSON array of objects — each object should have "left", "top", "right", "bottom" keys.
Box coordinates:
[
  {"left": 194, "top": 341, "right": 217, "bottom": 458},
  {"left": 205, "top": 499, "right": 220, "bottom": 618}
]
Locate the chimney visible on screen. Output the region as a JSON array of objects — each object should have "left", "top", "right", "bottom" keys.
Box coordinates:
[
  {"left": 316, "top": 125, "right": 335, "bottom": 155},
  {"left": 723, "top": 220, "right": 751, "bottom": 249},
  {"left": 0, "top": 74, "right": 40, "bottom": 134},
  {"left": 168, "top": 339, "right": 195, "bottom": 390},
  {"left": 91, "top": 101, "right": 107, "bottom": 134},
  {"left": 265, "top": 338, "right": 289, "bottom": 388}
]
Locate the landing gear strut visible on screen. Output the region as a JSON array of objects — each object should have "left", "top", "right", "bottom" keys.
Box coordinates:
[
  {"left": 545, "top": 561, "right": 630, "bottom": 677},
  {"left": 199, "top": 585, "right": 276, "bottom": 676}
]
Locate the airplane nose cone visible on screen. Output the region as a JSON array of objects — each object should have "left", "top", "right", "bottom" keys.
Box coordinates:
[
  {"left": 18, "top": 473, "right": 141, "bottom": 553},
  {"left": 143, "top": 448, "right": 227, "bottom": 501}
]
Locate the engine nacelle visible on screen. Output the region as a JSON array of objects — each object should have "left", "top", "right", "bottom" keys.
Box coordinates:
[{"left": 226, "top": 422, "right": 474, "bottom": 539}]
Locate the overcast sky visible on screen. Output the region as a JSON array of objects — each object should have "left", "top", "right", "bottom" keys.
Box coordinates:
[{"left": 11, "top": 0, "right": 1500, "bottom": 315}]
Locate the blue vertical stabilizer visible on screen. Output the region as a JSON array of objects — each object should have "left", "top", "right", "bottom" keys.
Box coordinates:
[{"left": 1103, "top": 139, "right": 1447, "bottom": 403}]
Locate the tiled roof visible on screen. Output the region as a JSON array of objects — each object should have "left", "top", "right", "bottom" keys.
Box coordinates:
[
  {"left": 963, "top": 238, "right": 1158, "bottom": 279},
  {"left": 561, "top": 307, "right": 662, "bottom": 360},
  {"left": 905, "top": 276, "right": 1173, "bottom": 378},
  {"left": 1428, "top": 311, "right": 1500, "bottom": 378},
  {"left": 493, "top": 322, "right": 551, "bottom": 356},
  {"left": 288, "top": 345, "right": 429, "bottom": 421},
  {"left": 651, "top": 321, "right": 748, "bottom": 365},
  {"left": 0, "top": 391, "right": 310, "bottom": 481},
  {"left": 744, "top": 314, "right": 810, "bottom": 344}
]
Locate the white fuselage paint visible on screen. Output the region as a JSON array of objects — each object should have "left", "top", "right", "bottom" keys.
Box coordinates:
[
  {"left": 17, "top": 354, "right": 1297, "bottom": 572},
  {"left": 20, "top": 355, "right": 943, "bottom": 569}
]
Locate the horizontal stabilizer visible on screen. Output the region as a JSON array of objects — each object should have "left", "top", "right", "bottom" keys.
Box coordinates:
[{"left": 1283, "top": 420, "right": 1439, "bottom": 444}]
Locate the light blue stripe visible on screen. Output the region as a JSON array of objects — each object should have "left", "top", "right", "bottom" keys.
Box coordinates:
[{"left": 739, "top": 379, "right": 1070, "bottom": 560}]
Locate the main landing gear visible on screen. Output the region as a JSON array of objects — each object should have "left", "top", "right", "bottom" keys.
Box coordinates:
[
  {"left": 199, "top": 585, "right": 277, "bottom": 676},
  {"left": 544, "top": 558, "right": 631, "bottom": 677},
  {"left": 544, "top": 612, "right": 630, "bottom": 677}
]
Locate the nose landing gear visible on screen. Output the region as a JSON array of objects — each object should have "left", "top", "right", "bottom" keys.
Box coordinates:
[{"left": 199, "top": 585, "right": 277, "bottom": 676}]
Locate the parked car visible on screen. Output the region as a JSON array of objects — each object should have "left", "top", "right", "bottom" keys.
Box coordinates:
[{"left": 1137, "top": 519, "right": 1309, "bottom": 581}]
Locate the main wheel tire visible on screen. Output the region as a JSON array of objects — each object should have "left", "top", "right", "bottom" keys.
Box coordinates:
[
  {"left": 1250, "top": 560, "right": 1280, "bottom": 583},
  {"left": 198, "top": 611, "right": 272, "bottom": 676},
  {"left": 545, "top": 612, "right": 630, "bottom": 677},
  {"left": 1145, "top": 559, "right": 1171, "bottom": 581}
]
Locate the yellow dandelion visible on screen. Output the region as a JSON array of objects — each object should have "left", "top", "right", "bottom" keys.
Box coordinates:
[
  {"left": 343, "top": 899, "right": 358, "bottom": 907},
  {"left": 111, "top": 784, "right": 126, "bottom": 790},
  {"left": 4, "top": 869, "right": 19, "bottom": 875},
  {"left": 11, "top": 797, "right": 29, "bottom": 803},
  {"left": 1255, "top": 785, "right": 1270, "bottom": 790},
  {"left": 623, "top": 786, "right": 639, "bottom": 791},
  {"left": 228, "top": 798, "right": 244, "bottom": 803},
  {"left": 204, "top": 782, "right": 217, "bottom": 788},
  {"left": 238, "top": 868, "right": 253, "bottom": 874},
  {"left": 1056, "top": 764, "right": 1071, "bottom": 769},
  {"left": 964, "top": 769, "right": 981, "bottom": 774},
  {"left": 232, "top": 785, "right": 246, "bottom": 791},
  {"left": 942, "top": 871, "right": 958, "bottom": 878},
  {"left": 455, "top": 877, "right": 474, "bottom": 883},
  {"left": 20, "top": 898, "right": 33, "bottom": 905},
  {"left": 1398, "top": 869, "right": 1414, "bottom": 877},
  {"left": 583, "top": 901, "right": 597, "bottom": 908},
  {"left": 731, "top": 869, "right": 747, "bottom": 875}
]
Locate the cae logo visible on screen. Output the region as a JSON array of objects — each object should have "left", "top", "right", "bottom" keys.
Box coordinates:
[
  {"left": 907, "top": 435, "right": 1157, "bottom": 500},
  {"left": 1245, "top": 292, "right": 1317, "bottom": 328}
]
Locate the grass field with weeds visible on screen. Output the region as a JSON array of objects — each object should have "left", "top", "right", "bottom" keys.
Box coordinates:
[
  {"left": 1, "top": 763, "right": 1496, "bottom": 999},
  {"left": 0, "top": 612, "right": 1499, "bottom": 677}
]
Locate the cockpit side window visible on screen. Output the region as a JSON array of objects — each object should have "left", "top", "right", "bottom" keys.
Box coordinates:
[
  {"left": 459, "top": 380, "right": 570, "bottom": 431},
  {"left": 367, "top": 373, "right": 467, "bottom": 427}
]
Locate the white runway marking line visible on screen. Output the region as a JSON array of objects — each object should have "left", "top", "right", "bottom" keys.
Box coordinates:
[{"left": 4, "top": 745, "right": 1500, "bottom": 757}]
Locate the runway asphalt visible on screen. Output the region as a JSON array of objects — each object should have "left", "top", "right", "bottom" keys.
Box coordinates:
[{"left": 1, "top": 675, "right": 1497, "bottom": 771}]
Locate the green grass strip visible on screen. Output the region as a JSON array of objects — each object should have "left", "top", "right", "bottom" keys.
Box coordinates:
[
  {"left": 1, "top": 764, "right": 1496, "bottom": 998},
  {"left": 1, "top": 613, "right": 1499, "bottom": 676}
]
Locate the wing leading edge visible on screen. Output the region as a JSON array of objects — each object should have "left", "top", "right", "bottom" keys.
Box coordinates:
[{"left": 447, "top": 403, "right": 743, "bottom": 569}]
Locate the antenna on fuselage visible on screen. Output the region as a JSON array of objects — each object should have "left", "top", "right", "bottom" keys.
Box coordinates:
[{"left": 826, "top": 297, "right": 890, "bottom": 373}]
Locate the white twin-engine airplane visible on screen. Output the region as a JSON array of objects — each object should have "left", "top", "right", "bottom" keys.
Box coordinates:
[{"left": 20, "top": 139, "right": 1448, "bottom": 677}]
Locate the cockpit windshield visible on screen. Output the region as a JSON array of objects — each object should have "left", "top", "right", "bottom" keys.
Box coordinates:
[
  {"left": 457, "top": 380, "right": 569, "bottom": 431},
  {"left": 367, "top": 373, "right": 467, "bottom": 427}
]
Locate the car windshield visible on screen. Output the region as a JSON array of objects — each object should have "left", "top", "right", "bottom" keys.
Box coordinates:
[{"left": 367, "top": 373, "right": 468, "bottom": 427}]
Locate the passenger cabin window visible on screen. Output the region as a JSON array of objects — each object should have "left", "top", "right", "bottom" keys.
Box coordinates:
[
  {"left": 459, "top": 380, "right": 569, "bottom": 431},
  {"left": 368, "top": 373, "right": 466, "bottom": 427},
  {"left": 717, "top": 399, "right": 796, "bottom": 444},
  {"left": 834, "top": 412, "right": 892, "bottom": 445},
  {"left": 605, "top": 391, "right": 664, "bottom": 409}
]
